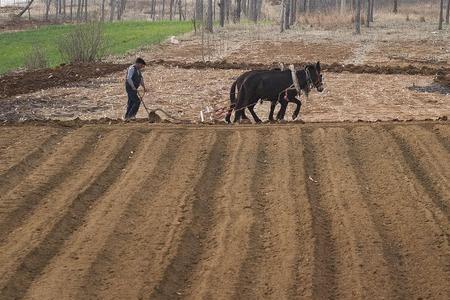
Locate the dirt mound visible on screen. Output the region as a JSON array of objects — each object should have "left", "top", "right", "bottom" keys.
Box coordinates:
[
  {"left": 0, "top": 121, "right": 450, "bottom": 299},
  {"left": 0, "top": 62, "right": 128, "bottom": 99},
  {"left": 147, "top": 59, "right": 450, "bottom": 76},
  {"left": 0, "top": 18, "right": 63, "bottom": 32},
  {"left": 435, "top": 71, "right": 450, "bottom": 87},
  {"left": 2, "top": 60, "right": 448, "bottom": 99}
]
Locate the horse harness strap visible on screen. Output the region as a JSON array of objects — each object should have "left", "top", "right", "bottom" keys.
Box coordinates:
[{"left": 289, "top": 64, "right": 302, "bottom": 95}]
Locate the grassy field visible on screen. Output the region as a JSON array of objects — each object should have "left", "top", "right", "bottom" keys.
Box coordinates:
[{"left": 0, "top": 21, "right": 193, "bottom": 74}]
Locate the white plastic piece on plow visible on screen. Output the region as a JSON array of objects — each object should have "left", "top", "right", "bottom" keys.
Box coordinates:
[{"left": 200, "top": 110, "right": 205, "bottom": 122}]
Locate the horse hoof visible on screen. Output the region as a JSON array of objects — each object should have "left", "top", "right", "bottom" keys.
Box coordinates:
[
  {"left": 278, "top": 119, "right": 287, "bottom": 124},
  {"left": 240, "top": 119, "right": 252, "bottom": 124},
  {"left": 255, "top": 119, "right": 263, "bottom": 124}
]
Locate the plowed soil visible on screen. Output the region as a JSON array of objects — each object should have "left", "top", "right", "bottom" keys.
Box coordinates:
[{"left": 1, "top": 121, "right": 450, "bottom": 299}]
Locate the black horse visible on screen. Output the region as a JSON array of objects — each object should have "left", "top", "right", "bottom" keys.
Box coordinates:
[
  {"left": 226, "top": 69, "right": 277, "bottom": 123},
  {"left": 225, "top": 68, "right": 302, "bottom": 123},
  {"left": 233, "top": 62, "right": 324, "bottom": 123}
]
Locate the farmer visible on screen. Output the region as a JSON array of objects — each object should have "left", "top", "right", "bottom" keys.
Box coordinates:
[{"left": 124, "top": 57, "right": 147, "bottom": 120}]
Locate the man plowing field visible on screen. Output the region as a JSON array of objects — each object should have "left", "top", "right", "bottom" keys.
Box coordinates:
[{"left": 124, "top": 57, "right": 147, "bottom": 120}]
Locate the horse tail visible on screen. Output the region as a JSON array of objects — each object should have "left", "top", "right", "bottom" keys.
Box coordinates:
[
  {"left": 230, "top": 79, "right": 238, "bottom": 104},
  {"left": 225, "top": 80, "right": 239, "bottom": 123}
]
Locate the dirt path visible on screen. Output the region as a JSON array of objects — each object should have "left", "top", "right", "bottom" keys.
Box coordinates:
[{"left": 0, "top": 121, "right": 450, "bottom": 299}]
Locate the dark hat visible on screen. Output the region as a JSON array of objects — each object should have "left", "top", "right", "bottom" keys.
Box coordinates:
[{"left": 135, "top": 57, "right": 146, "bottom": 65}]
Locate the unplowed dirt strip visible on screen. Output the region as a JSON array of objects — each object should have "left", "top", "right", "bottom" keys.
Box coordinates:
[
  {"left": 146, "top": 60, "right": 449, "bottom": 76},
  {"left": 0, "top": 121, "right": 449, "bottom": 300}
]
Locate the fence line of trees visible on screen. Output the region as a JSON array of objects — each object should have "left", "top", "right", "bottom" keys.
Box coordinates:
[{"left": 14, "top": 0, "right": 450, "bottom": 31}]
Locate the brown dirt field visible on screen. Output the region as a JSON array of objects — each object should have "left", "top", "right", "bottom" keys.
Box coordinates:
[
  {"left": 0, "top": 62, "right": 128, "bottom": 99},
  {"left": 0, "top": 121, "right": 450, "bottom": 299},
  {"left": 223, "top": 40, "right": 356, "bottom": 65},
  {"left": 2, "top": 66, "right": 449, "bottom": 122}
]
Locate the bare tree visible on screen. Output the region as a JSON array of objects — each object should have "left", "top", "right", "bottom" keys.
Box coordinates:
[
  {"left": 70, "top": 0, "right": 73, "bottom": 20},
  {"left": 161, "top": 0, "right": 166, "bottom": 19},
  {"left": 365, "top": 0, "right": 370, "bottom": 27},
  {"left": 178, "top": 0, "right": 183, "bottom": 20},
  {"left": 45, "top": 0, "right": 52, "bottom": 21},
  {"left": 340, "top": 0, "right": 345, "bottom": 14},
  {"left": 284, "top": 0, "right": 290, "bottom": 29},
  {"left": 235, "top": 0, "right": 241, "bottom": 22},
  {"left": 439, "top": 0, "right": 444, "bottom": 29},
  {"left": 219, "top": 0, "right": 225, "bottom": 26},
  {"left": 290, "top": 0, "right": 296, "bottom": 25},
  {"left": 393, "top": 0, "right": 397, "bottom": 14},
  {"left": 370, "top": 0, "right": 374, "bottom": 22},
  {"left": 206, "top": 0, "right": 213, "bottom": 32},
  {"left": 196, "top": 0, "right": 204, "bottom": 22},
  {"left": 355, "top": 0, "right": 361, "bottom": 34},
  {"left": 446, "top": 0, "right": 449, "bottom": 24},
  {"left": 170, "top": 0, "right": 175, "bottom": 19},
  {"left": 109, "top": 0, "right": 115, "bottom": 21},
  {"left": 16, "top": 0, "right": 35, "bottom": 17},
  {"left": 84, "top": 0, "right": 87, "bottom": 21},
  {"left": 101, "top": 0, "right": 106, "bottom": 21}
]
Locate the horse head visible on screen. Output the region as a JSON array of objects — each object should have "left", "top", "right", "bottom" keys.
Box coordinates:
[{"left": 305, "top": 61, "right": 324, "bottom": 92}]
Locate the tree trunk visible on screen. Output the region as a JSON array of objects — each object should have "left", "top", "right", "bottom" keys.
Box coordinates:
[
  {"left": 84, "top": 0, "right": 87, "bottom": 21},
  {"left": 439, "top": 0, "right": 444, "bottom": 29},
  {"left": 365, "top": 0, "right": 370, "bottom": 27},
  {"left": 235, "top": 0, "right": 241, "bottom": 22},
  {"left": 206, "top": 0, "right": 213, "bottom": 32},
  {"left": 101, "top": 0, "right": 106, "bottom": 21},
  {"left": 169, "top": 0, "right": 174, "bottom": 20},
  {"left": 290, "top": 0, "right": 296, "bottom": 25},
  {"left": 355, "top": 0, "right": 361, "bottom": 34},
  {"left": 340, "top": 0, "right": 345, "bottom": 14},
  {"left": 196, "top": 0, "right": 203, "bottom": 22},
  {"left": 109, "top": 0, "right": 115, "bottom": 21},
  {"left": 151, "top": 0, "right": 156, "bottom": 20},
  {"left": 219, "top": 0, "right": 225, "bottom": 26},
  {"left": 45, "top": 0, "right": 51, "bottom": 21},
  {"left": 76, "top": 0, "right": 81, "bottom": 20},
  {"left": 178, "top": 0, "right": 183, "bottom": 20},
  {"left": 370, "top": 0, "right": 374, "bottom": 22},
  {"left": 161, "top": 0, "right": 165, "bottom": 19},
  {"left": 224, "top": 0, "right": 231, "bottom": 23},
  {"left": 17, "top": 0, "right": 35, "bottom": 17},
  {"left": 446, "top": 0, "right": 450, "bottom": 24},
  {"left": 280, "top": 0, "right": 285, "bottom": 32},
  {"left": 70, "top": 0, "right": 73, "bottom": 20},
  {"left": 284, "top": 0, "right": 290, "bottom": 29},
  {"left": 393, "top": 0, "right": 397, "bottom": 14}
]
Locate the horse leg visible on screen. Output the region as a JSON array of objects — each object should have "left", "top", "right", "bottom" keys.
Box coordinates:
[
  {"left": 276, "top": 98, "right": 288, "bottom": 121},
  {"left": 225, "top": 104, "right": 234, "bottom": 123},
  {"left": 242, "top": 109, "right": 250, "bottom": 120},
  {"left": 233, "top": 109, "right": 242, "bottom": 123},
  {"left": 291, "top": 97, "right": 302, "bottom": 120},
  {"left": 268, "top": 100, "right": 277, "bottom": 122},
  {"left": 248, "top": 104, "right": 262, "bottom": 123}
]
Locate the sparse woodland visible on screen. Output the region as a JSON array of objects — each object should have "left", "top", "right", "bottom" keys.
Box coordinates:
[{"left": 8, "top": 0, "right": 450, "bottom": 32}]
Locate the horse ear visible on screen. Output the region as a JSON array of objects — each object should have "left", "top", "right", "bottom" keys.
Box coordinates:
[{"left": 316, "top": 61, "right": 321, "bottom": 72}]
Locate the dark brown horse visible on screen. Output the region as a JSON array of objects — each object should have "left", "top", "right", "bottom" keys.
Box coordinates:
[{"left": 233, "top": 62, "right": 324, "bottom": 123}]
